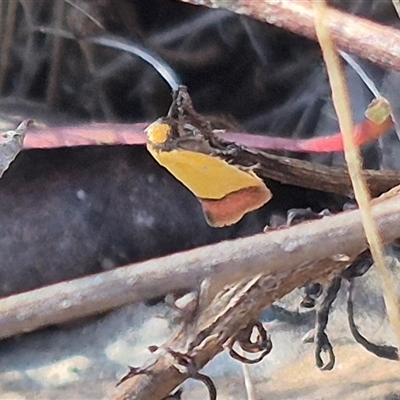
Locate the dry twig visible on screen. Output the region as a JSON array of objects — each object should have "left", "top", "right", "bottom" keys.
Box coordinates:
[{"left": 0, "top": 186, "right": 399, "bottom": 343}]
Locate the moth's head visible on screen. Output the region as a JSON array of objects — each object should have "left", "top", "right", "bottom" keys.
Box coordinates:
[{"left": 145, "top": 119, "right": 172, "bottom": 145}]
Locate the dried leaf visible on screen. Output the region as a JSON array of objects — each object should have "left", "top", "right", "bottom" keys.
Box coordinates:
[{"left": 0, "top": 120, "right": 31, "bottom": 178}]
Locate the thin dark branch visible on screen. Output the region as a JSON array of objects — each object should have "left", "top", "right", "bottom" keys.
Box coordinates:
[{"left": 347, "top": 279, "right": 399, "bottom": 360}]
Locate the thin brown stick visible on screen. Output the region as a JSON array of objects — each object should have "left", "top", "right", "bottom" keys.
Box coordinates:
[
  {"left": 0, "top": 186, "right": 399, "bottom": 341},
  {"left": 178, "top": 0, "right": 400, "bottom": 73}
]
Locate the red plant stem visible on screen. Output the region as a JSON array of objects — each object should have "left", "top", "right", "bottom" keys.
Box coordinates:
[
  {"left": 290, "top": 115, "right": 393, "bottom": 153},
  {"left": 222, "top": 117, "right": 392, "bottom": 153},
  {"left": 23, "top": 116, "right": 393, "bottom": 153}
]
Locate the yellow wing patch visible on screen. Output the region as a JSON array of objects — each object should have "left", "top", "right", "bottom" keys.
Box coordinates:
[
  {"left": 146, "top": 120, "right": 272, "bottom": 227},
  {"left": 147, "top": 145, "right": 267, "bottom": 200}
]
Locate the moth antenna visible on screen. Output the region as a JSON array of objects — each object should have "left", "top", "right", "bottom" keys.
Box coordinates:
[
  {"left": 339, "top": 51, "right": 400, "bottom": 142},
  {"left": 37, "top": 26, "right": 182, "bottom": 91},
  {"left": 87, "top": 35, "right": 181, "bottom": 91},
  {"left": 339, "top": 50, "right": 381, "bottom": 98}
]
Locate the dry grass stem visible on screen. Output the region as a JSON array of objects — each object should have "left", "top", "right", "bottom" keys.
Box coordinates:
[{"left": 313, "top": 0, "right": 400, "bottom": 349}]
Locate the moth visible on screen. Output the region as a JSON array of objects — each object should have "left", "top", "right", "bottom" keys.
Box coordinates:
[
  {"left": 146, "top": 87, "right": 272, "bottom": 227},
  {"left": 146, "top": 86, "right": 393, "bottom": 227}
]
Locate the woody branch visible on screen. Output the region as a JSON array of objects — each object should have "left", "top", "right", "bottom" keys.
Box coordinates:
[
  {"left": 112, "top": 186, "right": 400, "bottom": 400},
  {"left": 178, "top": 0, "right": 400, "bottom": 73}
]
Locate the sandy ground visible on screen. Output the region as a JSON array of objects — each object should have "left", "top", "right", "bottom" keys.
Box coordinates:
[{"left": 0, "top": 268, "right": 399, "bottom": 400}]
